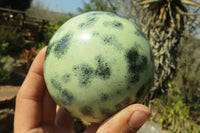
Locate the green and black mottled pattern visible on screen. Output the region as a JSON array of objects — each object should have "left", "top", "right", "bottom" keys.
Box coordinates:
[
  {"left": 51, "top": 78, "right": 62, "bottom": 91},
  {"left": 95, "top": 55, "right": 111, "bottom": 80},
  {"left": 86, "top": 12, "right": 105, "bottom": 17},
  {"left": 80, "top": 106, "right": 94, "bottom": 116},
  {"left": 78, "top": 15, "right": 98, "bottom": 29},
  {"left": 126, "top": 47, "right": 148, "bottom": 84},
  {"left": 53, "top": 32, "right": 73, "bottom": 58},
  {"left": 45, "top": 11, "right": 154, "bottom": 122},
  {"left": 101, "top": 34, "right": 122, "bottom": 50},
  {"left": 73, "top": 55, "right": 111, "bottom": 87},
  {"left": 60, "top": 89, "right": 74, "bottom": 105},
  {"left": 116, "top": 90, "right": 122, "bottom": 95},
  {"left": 62, "top": 73, "right": 71, "bottom": 83},
  {"left": 102, "top": 34, "right": 116, "bottom": 45},
  {"left": 51, "top": 78, "right": 74, "bottom": 105},
  {"left": 128, "top": 74, "right": 140, "bottom": 85},
  {"left": 100, "top": 93, "right": 109, "bottom": 102},
  {"left": 73, "top": 64, "right": 95, "bottom": 86},
  {"left": 103, "top": 20, "right": 123, "bottom": 30},
  {"left": 92, "top": 31, "right": 100, "bottom": 37},
  {"left": 139, "top": 56, "right": 148, "bottom": 70}
]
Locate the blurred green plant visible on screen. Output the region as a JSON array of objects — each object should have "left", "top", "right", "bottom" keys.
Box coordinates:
[
  {"left": 0, "top": 42, "right": 9, "bottom": 52},
  {"left": 0, "top": 56, "right": 10, "bottom": 84},
  {"left": 0, "top": 25, "right": 26, "bottom": 84},
  {"left": 35, "top": 15, "right": 74, "bottom": 50},
  {"left": 46, "top": 14, "right": 74, "bottom": 40},
  {"left": 78, "top": 0, "right": 117, "bottom": 13},
  {"left": 151, "top": 82, "right": 193, "bottom": 132},
  {"left": 0, "top": 25, "right": 26, "bottom": 57},
  {"left": 57, "top": 13, "right": 74, "bottom": 26},
  {"left": 42, "top": 23, "right": 59, "bottom": 44},
  {"left": 176, "top": 36, "right": 200, "bottom": 124},
  {"left": 29, "top": 23, "right": 59, "bottom": 51},
  {"left": 36, "top": 42, "right": 46, "bottom": 51}
]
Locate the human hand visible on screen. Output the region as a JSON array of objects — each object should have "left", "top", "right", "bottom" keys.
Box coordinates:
[{"left": 14, "top": 47, "right": 150, "bottom": 133}]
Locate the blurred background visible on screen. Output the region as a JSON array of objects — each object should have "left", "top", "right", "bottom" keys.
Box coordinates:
[{"left": 0, "top": 0, "right": 199, "bottom": 132}]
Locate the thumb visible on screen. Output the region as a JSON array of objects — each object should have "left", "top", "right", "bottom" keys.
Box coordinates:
[{"left": 96, "top": 104, "right": 150, "bottom": 133}]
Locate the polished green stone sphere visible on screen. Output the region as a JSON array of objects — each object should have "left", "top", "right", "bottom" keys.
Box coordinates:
[{"left": 44, "top": 11, "right": 154, "bottom": 123}]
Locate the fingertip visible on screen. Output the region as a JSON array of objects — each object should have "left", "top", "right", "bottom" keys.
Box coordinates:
[
  {"left": 97, "top": 104, "right": 150, "bottom": 133},
  {"left": 28, "top": 46, "right": 47, "bottom": 76},
  {"left": 128, "top": 104, "right": 151, "bottom": 116},
  {"left": 14, "top": 46, "right": 48, "bottom": 133},
  {"left": 41, "top": 46, "right": 47, "bottom": 52},
  {"left": 128, "top": 110, "right": 150, "bottom": 131}
]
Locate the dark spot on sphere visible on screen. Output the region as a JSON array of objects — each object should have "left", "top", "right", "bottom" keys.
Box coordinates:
[
  {"left": 62, "top": 73, "right": 71, "bottom": 83},
  {"left": 100, "top": 108, "right": 113, "bottom": 116},
  {"left": 102, "top": 34, "right": 115, "bottom": 45},
  {"left": 73, "top": 64, "right": 95, "bottom": 86},
  {"left": 92, "top": 31, "right": 100, "bottom": 37},
  {"left": 80, "top": 106, "right": 94, "bottom": 116},
  {"left": 125, "top": 48, "right": 148, "bottom": 85},
  {"left": 116, "top": 90, "right": 122, "bottom": 95},
  {"left": 100, "top": 93, "right": 109, "bottom": 102},
  {"left": 87, "top": 12, "right": 104, "bottom": 16},
  {"left": 126, "top": 49, "right": 140, "bottom": 84},
  {"left": 129, "top": 74, "right": 140, "bottom": 84},
  {"left": 95, "top": 55, "right": 111, "bottom": 80},
  {"left": 112, "top": 21, "right": 123, "bottom": 28},
  {"left": 126, "top": 48, "right": 139, "bottom": 63},
  {"left": 115, "top": 97, "right": 132, "bottom": 110},
  {"left": 126, "top": 86, "right": 131, "bottom": 90},
  {"left": 103, "top": 20, "right": 123, "bottom": 30},
  {"left": 78, "top": 15, "right": 98, "bottom": 29},
  {"left": 129, "top": 64, "right": 141, "bottom": 74},
  {"left": 60, "top": 89, "right": 74, "bottom": 105},
  {"left": 138, "top": 56, "right": 147, "bottom": 70},
  {"left": 101, "top": 34, "right": 122, "bottom": 50},
  {"left": 53, "top": 32, "right": 73, "bottom": 58},
  {"left": 51, "top": 78, "right": 62, "bottom": 91}
]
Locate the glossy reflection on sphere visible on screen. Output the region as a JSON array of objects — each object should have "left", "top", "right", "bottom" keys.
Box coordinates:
[{"left": 44, "top": 11, "right": 154, "bottom": 123}]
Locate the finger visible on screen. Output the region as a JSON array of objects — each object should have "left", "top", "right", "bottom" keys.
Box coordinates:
[
  {"left": 55, "top": 107, "right": 75, "bottom": 133},
  {"left": 14, "top": 47, "right": 47, "bottom": 133},
  {"left": 96, "top": 104, "right": 150, "bottom": 133},
  {"left": 41, "top": 87, "right": 56, "bottom": 125}
]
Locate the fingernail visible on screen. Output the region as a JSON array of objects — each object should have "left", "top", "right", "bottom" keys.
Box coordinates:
[{"left": 128, "top": 111, "right": 150, "bottom": 130}]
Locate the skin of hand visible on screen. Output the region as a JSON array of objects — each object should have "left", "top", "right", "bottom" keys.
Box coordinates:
[{"left": 14, "top": 47, "right": 151, "bottom": 133}]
